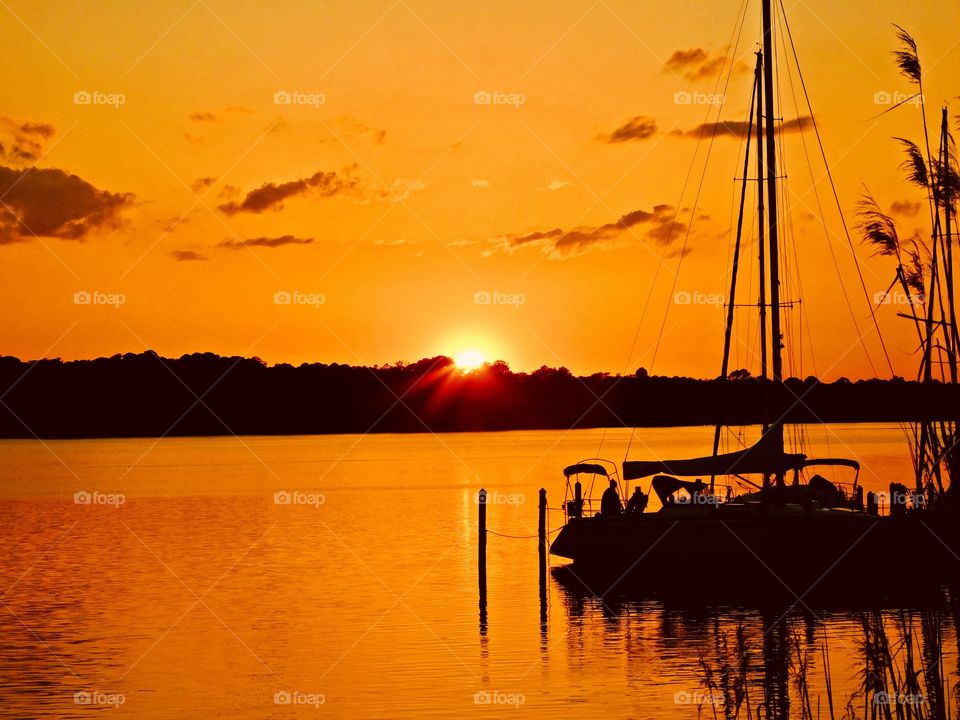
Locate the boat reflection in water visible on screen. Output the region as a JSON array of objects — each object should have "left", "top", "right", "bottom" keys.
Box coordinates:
[{"left": 550, "top": 562, "right": 960, "bottom": 718}]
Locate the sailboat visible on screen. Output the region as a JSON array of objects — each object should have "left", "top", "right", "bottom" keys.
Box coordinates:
[{"left": 549, "top": 0, "right": 960, "bottom": 593}]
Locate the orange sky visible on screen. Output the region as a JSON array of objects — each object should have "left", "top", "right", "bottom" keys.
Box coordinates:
[{"left": 0, "top": 0, "right": 958, "bottom": 379}]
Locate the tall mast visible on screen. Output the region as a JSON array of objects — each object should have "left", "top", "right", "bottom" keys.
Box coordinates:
[
  {"left": 756, "top": 51, "right": 768, "bottom": 404},
  {"left": 762, "top": 0, "right": 785, "bottom": 464}
]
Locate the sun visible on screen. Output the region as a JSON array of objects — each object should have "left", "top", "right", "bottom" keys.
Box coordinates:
[{"left": 454, "top": 349, "right": 486, "bottom": 372}]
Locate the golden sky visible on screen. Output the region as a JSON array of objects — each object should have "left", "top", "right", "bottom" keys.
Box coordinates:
[{"left": 1, "top": 0, "right": 958, "bottom": 379}]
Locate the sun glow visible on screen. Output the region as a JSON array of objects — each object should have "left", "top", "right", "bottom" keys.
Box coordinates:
[{"left": 454, "top": 349, "right": 486, "bottom": 372}]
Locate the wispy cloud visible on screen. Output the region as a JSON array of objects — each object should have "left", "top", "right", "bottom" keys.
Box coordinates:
[
  {"left": 218, "top": 167, "right": 359, "bottom": 215},
  {"left": 600, "top": 116, "right": 658, "bottom": 143},
  {"left": 890, "top": 199, "right": 921, "bottom": 217},
  {"left": 672, "top": 116, "right": 813, "bottom": 139},
  {"left": 218, "top": 234, "right": 314, "bottom": 249},
  {"left": 495, "top": 205, "right": 687, "bottom": 259},
  {"left": 170, "top": 249, "right": 208, "bottom": 261},
  {"left": 665, "top": 48, "right": 745, "bottom": 80}
]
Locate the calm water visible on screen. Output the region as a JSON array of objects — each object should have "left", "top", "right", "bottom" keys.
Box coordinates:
[{"left": 0, "top": 425, "right": 955, "bottom": 718}]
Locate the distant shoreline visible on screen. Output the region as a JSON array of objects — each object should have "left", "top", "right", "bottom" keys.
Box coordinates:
[{"left": 0, "top": 352, "right": 954, "bottom": 440}]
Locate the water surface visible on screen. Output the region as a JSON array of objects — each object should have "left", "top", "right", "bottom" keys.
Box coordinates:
[{"left": 0, "top": 425, "right": 953, "bottom": 717}]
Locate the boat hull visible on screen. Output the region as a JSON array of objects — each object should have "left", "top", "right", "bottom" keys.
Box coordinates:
[{"left": 550, "top": 508, "right": 960, "bottom": 596}]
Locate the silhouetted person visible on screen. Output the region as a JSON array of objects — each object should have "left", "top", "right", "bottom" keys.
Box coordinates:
[
  {"left": 866, "top": 491, "right": 878, "bottom": 516},
  {"left": 889, "top": 482, "right": 909, "bottom": 517},
  {"left": 600, "top": 479, "right": 622, "bottom": 516},
  {"left": 853, "top": 485, "right": 864, "bottom": 511},
  {"left": 691, "top": 478, "right": 705, "bottom": 505},
  {"left": 626, "top": 487, "right": 648, "bottom": 514}
]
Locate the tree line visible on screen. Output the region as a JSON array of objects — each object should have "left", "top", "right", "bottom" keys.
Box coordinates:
[{"left": 0, "top": 352, "right": 953, "bottom": 438}]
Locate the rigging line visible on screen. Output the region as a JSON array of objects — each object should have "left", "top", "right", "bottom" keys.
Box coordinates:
[
  {"left": 778, "top": 0, "right": 893, "bottom": 378},
  {"left": 486, "top": 527, "right": 563, "bottom": 540},
  {"left": 646, "top": 0, "right": 750, "bottom": 373},
  {"left": 623, "top": 0, "right": 749, "bottom": 461}
]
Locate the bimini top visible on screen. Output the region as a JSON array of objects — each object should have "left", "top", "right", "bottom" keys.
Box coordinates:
[
  {"left": 564, "top": 463, "right": 609, "bottom": 478},
  {"left": 623, "top": 435, "right": 806, "bottom": 481}
]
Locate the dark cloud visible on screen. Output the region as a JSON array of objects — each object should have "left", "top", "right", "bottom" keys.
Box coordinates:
[
  {"left": 190, "top": 176, "right": 217, "bottom": 193},
  {"left": 0, "top": 166, "right": 133, "bottom": 244},
  {"left": 0, "top": 117, "right": 56, "bottom": 165},
  {"left": 171, "top": 250, "right": 208, "bottom": 261},
  {"left": 188, "top": 107, "right": 254, "bottom": 123},
  {"left": 218, "top": 235, "right": 314, "bottom": 249},
  {"left": 189, "top": 111, "right": 218, "bottom": 123},
  {"left": 218, "top": 167, "right": 358, "bottom": 215},
  {"left": 672, "top": 116, "right": 813, "bottom": 139},
  {"left": 890, "top": 199, "right": 922, "bottom": 217},
  {"left": 665, "top": 48, "right": 745, "bottom": 80},
  {"left": 504, "top": 205, "right": 686, "bottom": 258},
  {"left": 601, "top": 116, "right": 658, "bottom": 143}
]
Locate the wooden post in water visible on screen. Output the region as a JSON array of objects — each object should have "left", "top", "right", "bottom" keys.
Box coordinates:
[
  {"left": 538, "top": 488, "right": 547, "bottom": 629},
  {"left": 478, "top": 488, "right": 487, "bottom": 634},
  {"left": 538, "top": 488, "right": 547, "bottom": 563}
]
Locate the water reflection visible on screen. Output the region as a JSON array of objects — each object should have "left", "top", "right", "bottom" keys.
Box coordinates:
[{"left": 552, "top": 562, "right": 960, "bottom": 718}]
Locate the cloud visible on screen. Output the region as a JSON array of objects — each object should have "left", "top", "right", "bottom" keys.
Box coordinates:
[
  {"left": 218, "top": 235, "right": 314, "bottom": 249},
  {"left": 188, "top": 107, "right": 254, "bottom": 123},
  {"left": 160, "top": 216, "right": 189, "bottom": 233},
  {"left": 501, "top": 205, "right": 685, "bottom": 258},
  {"left": 218, "top": 167, "right": 359, "bottom": 215},
  {"left": 601, "top": 116, "right": 658, "bottom": 143},
  {"left": 546, "top": 178, "right": 570, "bottom": 191},
  {"left": 373, "top": 237, "right": 416, "bottom": 247},
  {"left": 190, "top": 177, "right": 217, "bottom": 193},
  {"left": 330, "top": 117, "right": 386, "bottom": 145},
  {"left": 665, "top": 48, "right": 745, "bottom": 80},
  {"left": 372, "top": 177, "right": 425, "bottom": 203},
  {"left": 471, "top": 179, "right": 490, "bottom": 188},
  {"left": 665, "top": 49, "right": 724, "bottom": 80},
  {"left": 672, "top": 116, "right": 813, "bottom": 139},
  {"left": 0, "top": 166, "right": 133, "bottom": 244},
  {"left": 890, "top": 199, "right": 922, "bottom": 217},
  {"left": 171, "top": 250, "right": 208, "bottom": 261},
  {"left": 0, "top": 116, "right": 56, "bottom": 165}
]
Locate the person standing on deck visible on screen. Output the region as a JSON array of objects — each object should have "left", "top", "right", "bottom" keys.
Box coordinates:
[{"left": 600, "top": 479, "right": 623, "bottom": 516}]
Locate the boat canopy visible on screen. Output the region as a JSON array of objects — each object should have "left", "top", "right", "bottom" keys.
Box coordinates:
[
  {"left": 801, "top": 458, "right": 860, "bottom": 471},
  {"left": 623, "top": 436, "right": 806, "bottom": 480},
  {"left": 564, "top": 463, "right": 609, "bottom": 478}
]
